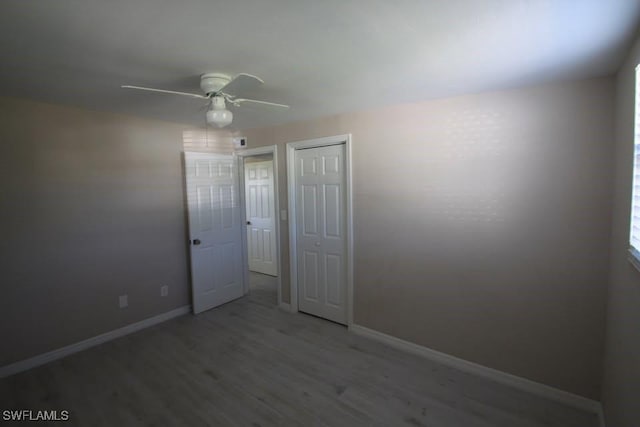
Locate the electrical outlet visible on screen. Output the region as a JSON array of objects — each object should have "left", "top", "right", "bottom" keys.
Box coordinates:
[
  {"left": 119, "top": 294, "right": 128, "bottom": 308},
  {"left": 160, "top": 285, "right": 168, "bottom": 297}
]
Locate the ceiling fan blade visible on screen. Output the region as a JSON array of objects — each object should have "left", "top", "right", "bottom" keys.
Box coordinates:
[
  {"left": 121, "top": 85, "right": 207, "bottom": 99},
  {"left": 219, "top": 73, "right": 264, "bottom": 95},
  {"left": 232, "top": 98, "right": 290, "bottom": 110}
]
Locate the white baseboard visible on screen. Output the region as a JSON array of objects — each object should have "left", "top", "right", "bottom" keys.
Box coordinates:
[
  {"left": 0, "top": 305, "right": 191, "bottom": 378},
  {"left": 349, "top": 323, "right": 602, "bottom": 416},
  {"left": 279, "top": 302, "right": 292, "bottom": 312}
]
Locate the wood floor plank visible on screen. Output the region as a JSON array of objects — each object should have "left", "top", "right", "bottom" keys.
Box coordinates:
[{"left": 0, "top": 273, "right": 598, "bottom": 427}]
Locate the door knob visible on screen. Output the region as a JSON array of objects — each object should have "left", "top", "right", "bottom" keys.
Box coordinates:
[
  {"left": 246, "top": 221, "right": 252, "bottom": 225},
  {"left": 193, "top": 239, "right": 201, "bottom": 245}
]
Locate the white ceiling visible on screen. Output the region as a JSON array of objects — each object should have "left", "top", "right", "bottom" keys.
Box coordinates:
[{"left": 1, "top": 0, "right": 639, "bottom": 130}]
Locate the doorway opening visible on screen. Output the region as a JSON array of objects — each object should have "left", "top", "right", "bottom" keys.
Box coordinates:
[{"left": 237, "top": 145, "right": 282, "bottom": 308}]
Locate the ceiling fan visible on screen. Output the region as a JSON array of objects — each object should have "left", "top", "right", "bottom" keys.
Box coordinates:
[{"left": 121, "top": 73, "right": 289, "bottom": 128}]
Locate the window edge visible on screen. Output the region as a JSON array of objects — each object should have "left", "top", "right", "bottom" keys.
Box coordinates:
[{"left": 628, "top": 247, "right": 640, "bottom": 272}]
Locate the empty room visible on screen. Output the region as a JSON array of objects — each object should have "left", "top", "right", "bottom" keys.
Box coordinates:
[{"left": 1, "top": 1, "right": 639, "bottom": 426}]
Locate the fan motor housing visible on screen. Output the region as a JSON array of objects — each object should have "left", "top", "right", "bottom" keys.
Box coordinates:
[{"left": 200, "top": 73, "right": 231, "bottom": 95}]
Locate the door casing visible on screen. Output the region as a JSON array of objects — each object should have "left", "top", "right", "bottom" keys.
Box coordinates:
[
  {"left": 286, "top": 134, "right": 354, "bottom": 326},
  {"left": 237, "top": 145, "right": 282, "bottom": 306}
]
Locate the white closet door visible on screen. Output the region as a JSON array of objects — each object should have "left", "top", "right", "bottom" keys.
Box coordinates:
[
  {"left": 245, "top": 160, "right": 278, "bottom": 276},
  {"left": 185, "top": 152, "right": 244, "bottom": 314},
  {"left": 295, "top": 144, "right": 347, "bottom": 324}
]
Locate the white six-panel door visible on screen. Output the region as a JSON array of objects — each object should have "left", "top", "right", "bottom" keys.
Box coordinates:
[
  {"left": 185, "top": 152, "right": 244, "bottom": 314},
  {"left": 295, "top": 144, "right": 347, "bottom": 324},
  {"left": 245, "top": 160, "right": 278, "bottom": 276}
]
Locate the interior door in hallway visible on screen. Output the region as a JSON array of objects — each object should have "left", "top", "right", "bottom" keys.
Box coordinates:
[
  {"left": 245, "top": 160, "right": 278, "bottom": 276},
  {"left": 185, "top": 152, "right": 244, "bottom": 314},
  {"left": 294, "top": 144, "right": 347, "bottom": 324}
]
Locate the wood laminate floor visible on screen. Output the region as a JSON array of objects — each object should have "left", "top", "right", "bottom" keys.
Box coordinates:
[{"left": 0, "top": 272, "right": 598, "bottom": 426}]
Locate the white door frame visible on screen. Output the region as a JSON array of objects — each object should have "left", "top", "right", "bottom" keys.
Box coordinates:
[
  {"left": 286, "top": 134, "right": 354, "bottom": 326},
  {"left": 237, "top": 145, "right": 282, "bottom": 306}
]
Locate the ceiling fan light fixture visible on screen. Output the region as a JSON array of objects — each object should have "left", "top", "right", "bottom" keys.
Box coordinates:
[
  {"left": 206, "top": 96, "right": 233, "bottom": 128},
  {"left": 206, "top": 109, "right": 233, "bottom": 128}
]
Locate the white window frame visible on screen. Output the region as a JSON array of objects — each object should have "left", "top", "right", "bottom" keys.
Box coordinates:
[{"left": 629, "top": 65, "right": 640, "bottom": 271}]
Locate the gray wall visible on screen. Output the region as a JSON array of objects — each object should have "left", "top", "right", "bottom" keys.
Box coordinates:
[
  {"left": 0, "top": 76, "right": 615, "bottom": 401},
  {"left": 242, "top": 77, "right": 614, "bottom": 399},
  {"left": 601, "top": 33, "right": 640, "bottom": 426},
  {"left": 0, "top": 97, "right": 191, "bottom": 366}
]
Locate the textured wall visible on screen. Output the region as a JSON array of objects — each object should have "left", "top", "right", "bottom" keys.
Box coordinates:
[
  {"left": 0, "top": 97, "right": 191, "bottom": 366},
  {"left": 242, "top": 77, "right": 614, "bottom": 399},
  {"left": 601, "top": 33, "right": 640, "bottom": 426}
]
